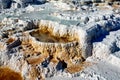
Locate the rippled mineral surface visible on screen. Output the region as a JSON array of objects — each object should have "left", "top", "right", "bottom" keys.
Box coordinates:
[{"left": 0, "top": 0, "right": 120, "bottom": 80}]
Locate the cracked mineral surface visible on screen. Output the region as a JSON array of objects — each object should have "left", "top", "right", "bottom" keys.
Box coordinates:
[{"left": 0, "top": 0, "right": 120, "bottom": 80}]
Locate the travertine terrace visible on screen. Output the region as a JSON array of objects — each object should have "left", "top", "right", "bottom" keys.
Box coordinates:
[
  {"left": 22, "top": 21, "right": 85, "bottom": 66},
  {"left": 0, "top": 0, "right": 120, "bottom": 80}
]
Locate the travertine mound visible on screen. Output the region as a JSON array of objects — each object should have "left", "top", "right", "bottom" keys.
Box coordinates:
[{"left": 21, "top": 20, "right": 87, "bottom": 67}]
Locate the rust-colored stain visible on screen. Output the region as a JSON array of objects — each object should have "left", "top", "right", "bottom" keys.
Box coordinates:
[
  {"left": 66, "top": 62, "right": 92, "bottom": 74},
  {"left": 6, "top": 38, "right": 15, "bottom": 45},
  {"left": 0, "top": 67, "right": 23, "bottom": 80}
]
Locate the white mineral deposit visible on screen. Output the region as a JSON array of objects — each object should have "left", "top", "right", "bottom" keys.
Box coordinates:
[{"left": 0, "top": 0, "right": 120, "bottom": 80}]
